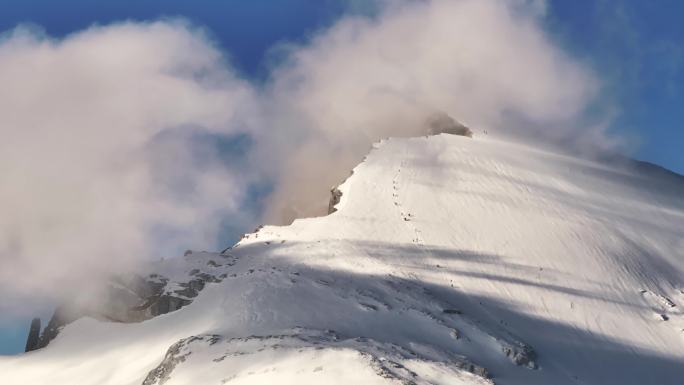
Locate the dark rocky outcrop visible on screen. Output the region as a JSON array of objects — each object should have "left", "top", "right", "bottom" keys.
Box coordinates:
[
  {"left": 142, "top": 335, "right": 221, "bottom": 385},
  {"left": 146, "top": 295, "right": 192, "bottom": 315},
  {"left": 501, "top": 342, "right": 537, "bottom": 369},
  {"left": 426, "top": 112, "right": 473, "bottom": 137},
  {"left": 143, "top": 330, "right": 492, "bottom": 384},
  {"left": 24, "top": 267, "right": 224, "bottom": 352},
  {"left": 142, "top": 337, "right": 193, "bottom": 385},
  {"left": 24, "top": 305, "right": 82, "bottom": 352},
  {"left": 328, "top": 187, "right": 343, "bottom": 214},
  {"left": 24, "top": 318, "right": 41, "bottom": 352}
]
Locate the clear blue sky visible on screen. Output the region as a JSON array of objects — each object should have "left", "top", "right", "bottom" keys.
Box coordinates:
[
  {"left": 1, "top": 0, "right": 682, "bottom": 355},
  {"left": 544, "top": 0, "right": 684, "bottom": 174}
]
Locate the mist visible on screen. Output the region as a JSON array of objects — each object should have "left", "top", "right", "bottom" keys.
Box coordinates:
[
  {"left": 259, "top": 0, "right": 601, "bottom": 221},
  {"left": 0, "top": 21, "right": 256, "bottom": 315},
  {"left": 0, "top": 0, "right": 608, "bottom": 316}
]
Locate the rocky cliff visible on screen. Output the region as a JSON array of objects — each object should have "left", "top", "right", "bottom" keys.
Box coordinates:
[{"left": 24, "top": 251, "right": 229, "bottom": 352}]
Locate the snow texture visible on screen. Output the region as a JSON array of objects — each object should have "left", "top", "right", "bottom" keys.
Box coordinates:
[{"left": 1, "top": 134, "right": 683, "bottom": 385}]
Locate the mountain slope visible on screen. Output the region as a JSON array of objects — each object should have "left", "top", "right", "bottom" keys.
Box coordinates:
[{"left": 2, "top": 134, "right": 683, "bottom": 385}]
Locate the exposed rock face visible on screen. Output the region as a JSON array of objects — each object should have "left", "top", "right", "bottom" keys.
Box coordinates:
[
  {"left": 24, "top": 318, "right": 41, "bottom": 352},
  {"left": 142, "top": 335, "right": 223, "bottom": 385},
  {"left": 142, "top": 337, "right": 199, "bottom": 385},
  {"left": 426, "top": 112, "right": 473, "bottom": 137},
  {"left": 142, "top": 330, "right": 492, "bottom": 385},
  {"left": 328, "top": 187, "right": 343, "bottom": 214},
  {"left": 24, "top": 254, "right": 226, "bottom": 351},
  {"left": 33, "top": 305, "right": 79, "bottom": 350},
  {"left": 501, "top": 342, "right": 537, "bottom": 369}
]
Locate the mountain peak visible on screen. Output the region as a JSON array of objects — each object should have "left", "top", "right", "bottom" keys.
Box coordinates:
[{"left": 5, "top": 134, "right": 683, "bottom": 385}]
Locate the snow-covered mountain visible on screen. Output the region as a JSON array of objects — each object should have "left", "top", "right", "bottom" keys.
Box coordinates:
[{"left": 2, "top": 133, "right": 683, "bottom": 385}]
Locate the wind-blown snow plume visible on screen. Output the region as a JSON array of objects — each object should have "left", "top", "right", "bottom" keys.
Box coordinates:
[
  {"left": 0, "top": 0, "right": 606, "bottom": 314},
  {"left": 259, "top": 0, "right": 600, "bottom": 221}
]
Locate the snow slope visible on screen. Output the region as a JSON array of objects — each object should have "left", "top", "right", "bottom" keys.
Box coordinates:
[{"left": 2, "top": 134, "right": 683, "bottom": 384}]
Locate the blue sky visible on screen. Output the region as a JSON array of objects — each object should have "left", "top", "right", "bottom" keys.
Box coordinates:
[
  {"left": 0, "top": 0, "right": 682, "bottom": 355},
  {"left": 0, "top": 0, "right": 361, "bottom": 78},
  {"left": 544, "top": 0, "right": 684, "bottom": 174},
  {"left": 0, "top": 0, "right": 679, "bottom": 173}
]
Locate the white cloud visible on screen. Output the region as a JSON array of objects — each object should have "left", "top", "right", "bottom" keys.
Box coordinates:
[
  {"left": 0, "top": 21, "right": 256, "bottom": 315},
  {"left": 0, "top": 0, "right": 608, "bottom": 315},
  {"left": 260, "top": 0, "right": 601, "bottom": 221}
]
